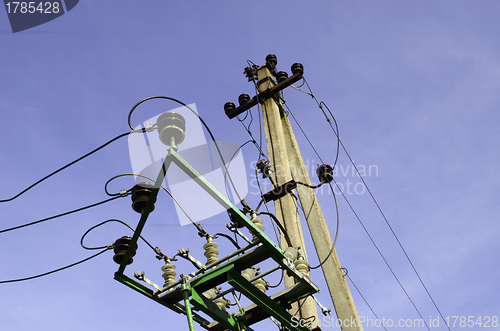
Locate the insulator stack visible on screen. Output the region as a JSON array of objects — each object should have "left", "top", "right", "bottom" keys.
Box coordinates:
[
  {"left": 214, "top": 297, "right": 230, "bottom": 310},
  {"left": 250, "top": 213, "right": 264, "bottom": 241},
  {"left": 203, "top": 287, "right": 229, "bottom": 311},
  {"left": 203, "top": 237, "right": 219, "bottom": 266},
  {"left": 161, "top": 259, "right": 177, "bottom": 288},
  {"left": 294, "top": 256, "right": 311, "bottom": 280},
  {"left": 253, "top": 277, "right": 269, "bottom": 293},
  {"left": 203, "top": 288, "right": 217, "bottom": 300},
  {"left": 213, "top": 289, "right": 230, "bottom": 311},
  {"left": 241, "top": 267, "right": 258, "bottom": 281}
]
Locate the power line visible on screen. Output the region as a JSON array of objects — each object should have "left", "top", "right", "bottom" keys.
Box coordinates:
[
  {"left": 0, "top": 196, "right": 122, "bottom": 234},
  {"left": 283, "top": 95, "right": 430, "bottom": 329},
  {"left": 0, "top": 131, "right": 135, "bottom": 203},
  {"left": 0, "top": 248, "right": 110, "bottom": 284},
  {"left": 297, "top": 76, "right": 450, "bottom": 330},
  {"left": 346, "top": 273, "right": 388, "bottom": 331}
]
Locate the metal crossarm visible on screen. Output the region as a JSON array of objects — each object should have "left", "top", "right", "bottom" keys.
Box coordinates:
[{"left": 113, "top": 147, "right": 320, "bottom": 331}]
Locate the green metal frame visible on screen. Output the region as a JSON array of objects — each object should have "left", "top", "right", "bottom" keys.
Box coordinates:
[{"left": 114, "top": 147, "right": 318, "bottom": 331}]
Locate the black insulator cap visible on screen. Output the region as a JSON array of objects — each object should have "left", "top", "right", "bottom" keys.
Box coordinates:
[
  {"left": 244, "top": 65, "right": 258, "bottom": 82},
  {"left": 291, "top": 62, "right": 304, "bottom": 76},
  {"left": 276, "top": 71, "right": 289, "bottom": 84},
  {"left": 266, "top": 54, "right": 278, "bottom": 68},
  {"left": 256, "top": 159, "right": 272, "bottom": 178},
  {"left": 131, "top": 182, "right": 155, "bottom": 213},
  {"left": 157, "top": 111, "right": 186, "bottom": 146},
  {"left": 113, "top": 236, "right": 138, "bottom": 265},
  {"left": 316, "top": 164, "right": 334, "bottom": 183},
  {"left": 238, "top": 94, "right": 251, "bottom": 106},
  {"left": 224, "top": 102, "right": 236, "bottom": 116}
]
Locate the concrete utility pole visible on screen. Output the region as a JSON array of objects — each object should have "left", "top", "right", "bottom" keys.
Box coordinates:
[
  {"left": 257, "top": 66, "right": 319, "bottom": 323},
  {"left": 258, "top": 65, "right": 364, "bottom": 331}
]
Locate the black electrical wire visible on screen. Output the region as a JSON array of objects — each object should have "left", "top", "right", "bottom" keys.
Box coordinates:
[
  {"left": 309, "top": 181, "right": 339, "bottom": 270},
  {"left": 267, "top": 271, "right": 284, "bottom": 288},
  {"left": 0, "top": 196, "right": 122, "bottom": 234},
  {"left": 222, "top": 139, "right": 254, "bottom": 201},
  {"left": 127, "top": 96, "right": 244, "bottom": 204},
  {"left": 0, "top": 131, "right": 137, "bottom": 203},
  {"left": 214, "top": 233, "right": 241, "bottom": 250},
  {"left": 299, "top": 76, "right": 447, "bottom": 330},
  {"left": 257, "top": 212, "right": 293, "bottom": 248},
  {"left": 346, "top": 273, "right": 388, "bottom": 331},
  {"left": 80, "top": 219, "right": 158, "bottom": 253},
  {"left": 0, "top": 248, "right": 110, "bottom": 284},
  {"left": 104, "top": 173, "right": 204, "bottom": 235}
]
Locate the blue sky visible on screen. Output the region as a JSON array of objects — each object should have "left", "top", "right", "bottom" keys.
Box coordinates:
[{"left": 1, "top": 1, "right": 499, "bottom": 330}]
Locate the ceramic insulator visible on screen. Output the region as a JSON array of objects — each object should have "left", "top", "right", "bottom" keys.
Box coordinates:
[
  {"left": 203, "top": 238, "right": 219, "bottom": 266},
  {"left": 161, "top": 261, "right": 177, "bottom": 287}
]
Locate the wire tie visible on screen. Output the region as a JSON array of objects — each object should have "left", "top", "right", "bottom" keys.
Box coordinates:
[{"left": 119, "top": 189, "right": 128, "bottom": 197}]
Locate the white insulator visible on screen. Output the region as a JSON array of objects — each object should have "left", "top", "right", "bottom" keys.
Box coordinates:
[
  {"left": 294, "top": 257, "right": 310, "bottom": 279},
  {"left": 203, "top": 238, "right": 219, "bottom": 266},
  {"left": 161, "top": 261, "right": 177, "bottom": 287},
  {"left": 202, "top": 288, "right": 217, "bottom": 300},
  {"left": 250, "top": 213, "right": 265, "bottom": 241},
  {"left": 214, "top": 296, "right": 230, "bottom": 311},
  {"left": 241, "top": 267, "right": 258, "bottom": 281},
  {"left": 284, "top": 247, "right": 298, "bottom": 262},
  {"left": 253, "top": 277, "right": 269, "bottom": 293}
]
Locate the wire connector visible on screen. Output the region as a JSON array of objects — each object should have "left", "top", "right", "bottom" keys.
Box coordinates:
[{"left": 144, "top": 122, "right": 155, "bottom": 132}]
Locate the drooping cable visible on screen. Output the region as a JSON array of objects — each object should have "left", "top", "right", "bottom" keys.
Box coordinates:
[
  {"left": 80, "top": 219, "right": 158, "bottom": 253},
  {"left": 0, "top": 131, "right": 137, "bottom": 203},
  {"left": 257, "top": 212, "right": 292, "bottom": 247},
  {"left": 0, "top": 248, "right": 110, "bottom": 284},
  {"left": 0, "top": 196, "right": 122, "bottom": 234},
  {"left": 214, "top": 233, "right": 241, "bottom": 250},
  {"left": 104, "top": 173, "right": 201, "bottom": 233}
]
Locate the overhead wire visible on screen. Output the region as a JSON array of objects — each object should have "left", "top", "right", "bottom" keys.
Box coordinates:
[
  {"left": 346, "top": 273, "right": 388, "bottom": 331},
  {"left": 296, "top": 76, "right": 449, "bottom": 330},
  {"left": 0, "top": 248, "right": 110, "bottom": 284},
  {"left": 0, "top": 131, "right": 139, "bottom": 203},
  {"left": 287, "top": 84, "right": 429, "bottom": 326},
  {"left": 279, "top": 100, "right": 340, "bottom": 270},
  {"left": 0, "top": 196, "right": 122, "bottom": 234}
]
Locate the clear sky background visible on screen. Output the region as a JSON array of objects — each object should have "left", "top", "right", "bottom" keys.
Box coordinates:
[{"left": 1, "top": 1, "right": 499, "bottom": 330}]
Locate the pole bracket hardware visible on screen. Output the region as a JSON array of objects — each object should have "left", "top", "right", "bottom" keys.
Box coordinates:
[{"left": 261, "top": 179, "right": 297, "bottom": 203}]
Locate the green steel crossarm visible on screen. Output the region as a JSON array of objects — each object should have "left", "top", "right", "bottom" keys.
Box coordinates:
[
  {"left": 191, "top": 287, "right": 248, "bottom": 331},
  {"left": 227, "top": 269, "right": 311, "bottom": 331},
  {"left": 168, "top": 149, "right": 285, "bottom": 261}
]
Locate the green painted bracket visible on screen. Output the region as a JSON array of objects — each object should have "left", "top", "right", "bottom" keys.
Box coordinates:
[
  {"left": 227, "top": 268, "right": 311, "bottom": 331},
  {"left": 113, "top": 147, "right": 318, "bottom": 331}
]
